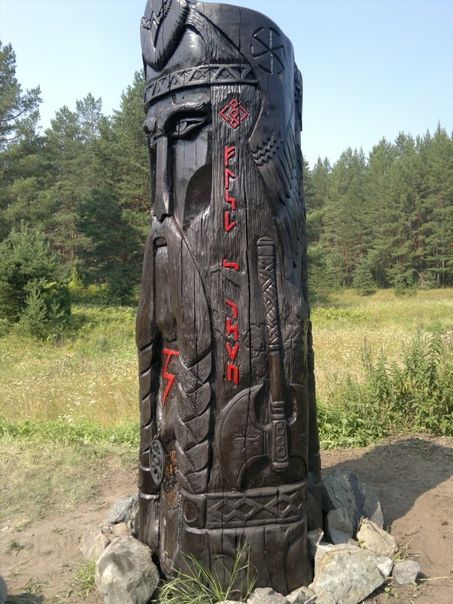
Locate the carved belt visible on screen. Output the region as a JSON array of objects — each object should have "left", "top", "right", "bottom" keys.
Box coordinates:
[{"left": 180, "top": 481, "right": 307, "bottom": 530}]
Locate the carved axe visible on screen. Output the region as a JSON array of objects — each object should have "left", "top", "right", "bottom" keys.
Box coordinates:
[{"left": 257, "top": 236, "right": 289, "bottom": 471}]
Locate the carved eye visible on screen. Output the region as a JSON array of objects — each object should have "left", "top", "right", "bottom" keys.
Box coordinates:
[{"left": 169, "top": 116, "right": 209, "bottom": 139}]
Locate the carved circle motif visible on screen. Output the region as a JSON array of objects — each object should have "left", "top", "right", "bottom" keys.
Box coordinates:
[
  {"left": 149, "top": 438, "right": 165, "bottom": 487},
  {"left": 250, "top": 27, "right": 285, "bottom": 75}
]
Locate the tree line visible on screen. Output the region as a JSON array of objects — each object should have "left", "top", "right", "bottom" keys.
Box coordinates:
[{"left": 0, "top": 41, "right": 452, "bottom": 334}]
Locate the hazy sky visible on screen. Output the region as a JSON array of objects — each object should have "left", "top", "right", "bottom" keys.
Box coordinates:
[{"left": 1, "top": 0, "right": 452, "bottom": 166}]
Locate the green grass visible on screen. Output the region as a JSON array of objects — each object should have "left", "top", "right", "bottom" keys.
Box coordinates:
[
  {"left": 72, "top": 560, "right": 97, "bottom": 598},
  {"left": 0, "top": 431, "right": 136, "bottom": 528},
  {"left": 156, "top": 546, "right": 256, "bottom": 604},
  {"left": 0, "top": 304, "right": 137, "bottom": 426},
  {"left": 0, "top": 288, "right": 451, "bottom": 456}
]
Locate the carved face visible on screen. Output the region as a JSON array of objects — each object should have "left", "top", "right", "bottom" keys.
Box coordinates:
[{"left": 144, "top": 88, "right": 212, "bottom": 230}]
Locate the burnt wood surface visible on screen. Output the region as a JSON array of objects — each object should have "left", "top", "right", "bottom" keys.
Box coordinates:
[{"left": 136, "top": 0, "right": 322, "bottom": 595}]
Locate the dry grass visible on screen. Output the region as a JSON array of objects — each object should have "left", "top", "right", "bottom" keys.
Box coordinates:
[
  {"left": 312, "top": 288, "right": 453, "bottom": 402},
  {"left": 0, "top": 439, "right": 132, "bottom": 528},
  {"left": 0, "top": 305, "right": 137, "bottom": 427},
  {"left": 0, "top": 289, "right": 451, "bottom": 428}
]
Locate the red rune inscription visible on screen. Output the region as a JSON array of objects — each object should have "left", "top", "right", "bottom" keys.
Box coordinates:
[
  {"left": 224, "top": 145, "right": 237, "bottom": 232},
  {"left": 162, "top": 348, "right": 180, "bottom": 404},
  {"left": 223, "top": 145, "right": 240, "bottom": 386}
]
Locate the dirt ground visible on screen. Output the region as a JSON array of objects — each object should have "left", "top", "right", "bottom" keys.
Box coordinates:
[{"left": 1, "top": 434, "right": 452, "bottom": 603}]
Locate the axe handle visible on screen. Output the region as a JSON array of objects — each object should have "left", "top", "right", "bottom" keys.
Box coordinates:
[{"left": 257, "top": 236, "right": 289, "bottom": 470}]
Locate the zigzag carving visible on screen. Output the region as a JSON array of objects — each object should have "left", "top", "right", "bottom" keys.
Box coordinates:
[{"left": 251, "top": 135, "right": 282, "bottom": 165}]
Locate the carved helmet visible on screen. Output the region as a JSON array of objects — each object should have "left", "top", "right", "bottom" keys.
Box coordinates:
[{"left": 141, "top": 0, "right": 303, "bottom": 207}]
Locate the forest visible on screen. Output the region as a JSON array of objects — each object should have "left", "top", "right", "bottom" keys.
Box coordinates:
[{"left": 0, "top": 41, "right": 452, "bottom": 335}]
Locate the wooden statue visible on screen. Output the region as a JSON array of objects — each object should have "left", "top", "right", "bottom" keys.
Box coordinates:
[{"left": 136, "top": 0, "right": 322, "bottom": 594}]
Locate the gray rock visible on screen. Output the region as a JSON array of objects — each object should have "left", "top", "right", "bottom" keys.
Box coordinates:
[
  {"left": 357, "top": 519, "right": 398, "bottom": 558},
  {"left": 95, "top": 536, "right": 159, "bottom": 604},
  {"left": 80, "top": 526, "right": 110, "bottom": 562},
  {"left": 286, "top": 585, "right": 317, "bottom": 603},
  {"left": 0, "top": 576, "right": 7, "bottom": 604},
  {"left": 392, "top": 560, "right": 420, "bottom": 585},
  {"left": 310, "top": 545, "right": 393, "bottom": 604},
  {"left": 314, "top": 542, "right": 358, "bottom": 572},
  {"left": 246, "top": 587, "right": 286, "bottom": 604},
  {"left": 326, "top": 507, "right": 355, "bottom": 539},
  {"left": 313, "top": 591, "right": 335, "bottom": 604},
  {"left": 322, "top": 471, "right": 384, "bottom": 538},
  {"left": 102, "top": 522, "right": 132, "bottom": 541},
  {"left": 106, "top": 495, "right": 139, "bottom": 530},
  {"left": 307, "top": 528, "right": 324, "bottom": 558},
  {"left": 80, "top": 522, "right": 132, "bottom": 562},
  {"left": 328, "top": 527, "right": 356, "bottom": 546}
]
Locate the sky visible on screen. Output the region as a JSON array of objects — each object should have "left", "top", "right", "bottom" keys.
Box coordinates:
[{"left": 1, "top": 0, "right": 452, "bottom": 166}]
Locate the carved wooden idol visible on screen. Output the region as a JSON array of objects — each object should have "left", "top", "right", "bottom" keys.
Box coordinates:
[{"left": 136, "top": 0, "right": 322, "bottom": 594}]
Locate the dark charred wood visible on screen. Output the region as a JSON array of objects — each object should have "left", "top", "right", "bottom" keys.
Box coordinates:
[{"left": 136, "top": 0, "right": 322, "bottom": 594}]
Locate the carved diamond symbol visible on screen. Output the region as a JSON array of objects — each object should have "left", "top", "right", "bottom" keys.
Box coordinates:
[{"left": 219, "top": 99, "right": 249, "bottom": 130}]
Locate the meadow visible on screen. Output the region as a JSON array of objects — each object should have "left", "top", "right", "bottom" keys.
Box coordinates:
[
  {"left": 0, "top": 288, "right": 451, "bottom": 441},
  {"left": 0, "top": 287, "right": 451, "bottom": 557}
]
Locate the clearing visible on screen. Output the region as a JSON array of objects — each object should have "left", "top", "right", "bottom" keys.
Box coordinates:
[{"left": 0, "top": 434, "right": 452, "bottom": 603}]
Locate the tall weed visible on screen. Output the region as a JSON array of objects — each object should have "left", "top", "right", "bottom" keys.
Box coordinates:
[{"left": 319, "top": 331, "right": 453, "bottom": 447}]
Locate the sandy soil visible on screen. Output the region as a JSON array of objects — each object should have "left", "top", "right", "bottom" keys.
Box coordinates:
[{"left": 1, "top": 435, "right": 452, "bottom": 603}]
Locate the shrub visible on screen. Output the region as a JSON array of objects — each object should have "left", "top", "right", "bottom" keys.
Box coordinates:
[
  {"left": 318, "top": 331, "right": 453, "bottom": 447},
  {"left": 0, "top": 225, "right": 70, "bottom": 337}
]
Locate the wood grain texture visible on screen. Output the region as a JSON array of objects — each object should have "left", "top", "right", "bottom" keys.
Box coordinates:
[{"left": 137, "top": 0, "right": 322, "bottom": 593}]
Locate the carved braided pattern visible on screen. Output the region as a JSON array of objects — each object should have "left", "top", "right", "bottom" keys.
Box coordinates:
[
  {"left": 206, "top": 486, "right": 305, "bottom": 528},
  {"left": 257, "top": 239, "right": 280, "bottom": 350},
  {"left": 138, "top": 339, "right": 161, "bottom": 495},
  {"left": 174, "top": 351, "right": 212, "bottom": 494}
]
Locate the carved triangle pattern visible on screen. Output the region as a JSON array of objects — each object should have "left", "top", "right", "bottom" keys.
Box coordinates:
[{"left": 145, "top": 64, "right": 257, "bottom": 105}]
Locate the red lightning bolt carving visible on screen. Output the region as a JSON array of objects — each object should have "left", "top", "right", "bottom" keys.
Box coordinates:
[{"left": 162, "top": 348, "right": 180, "bottom": 405}]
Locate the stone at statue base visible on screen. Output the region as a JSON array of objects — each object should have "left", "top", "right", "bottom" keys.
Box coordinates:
[
  {"left": 95, "top": 536, "right": 158, "bottom": 604},
  {"left": 392, "top": 560, "right": 421, "bottom": 585}
]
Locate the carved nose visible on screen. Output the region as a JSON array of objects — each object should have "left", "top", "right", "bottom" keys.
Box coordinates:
[{"left": 153, "top": 136, "right": 172, "bottom": 221}]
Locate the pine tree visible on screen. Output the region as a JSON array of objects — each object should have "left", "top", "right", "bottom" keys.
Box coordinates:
[{"left": 0, "top": 41, "right": 41, "bottom": 150}]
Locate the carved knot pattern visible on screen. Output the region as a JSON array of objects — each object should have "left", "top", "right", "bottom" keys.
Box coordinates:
[
  {"left": 251, "top": 27, "right": 285, "bottom": 75},
  {"left": 219, "top": 99, "right": 250, "bottom": 130},
  {"left": 203, "top": 483, "right": 306, "bottom": 529},
  {"left": 257, "top": 239, "right": 280, "bottom": 350}
]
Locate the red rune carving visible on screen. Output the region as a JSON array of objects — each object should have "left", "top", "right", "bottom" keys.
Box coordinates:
[
  {"left": 224, "top": 146, "right": 236, "bottom": 165},
  {"left": 223, "top": 259, "right": 240, "bottom": 271},
  {"left": 227, "top": 363, "right": 240, "bottom": 385},
  {"left": 226, "top": 318, "right": 239, "bottom": 340},
  {"left": 226, "top": 341, "right": 239, "bottom": 361},
  {"left": 219, "top": 98, "right": 250, "bottom": 130},
  {"left": 224, "top": 211, "right": 237, "bottom": 232},
  {"left": 162, "top": 348, "right": 180, "bottom": 405},
  {"left": 226, "top": 299, "right": 239, "bottom": 318},
  {"left": 225, "top": 189, "right": 237, "bottom": 210},
  {"left": 225, "top": 167, "right": 235, "bottom": 190}
]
